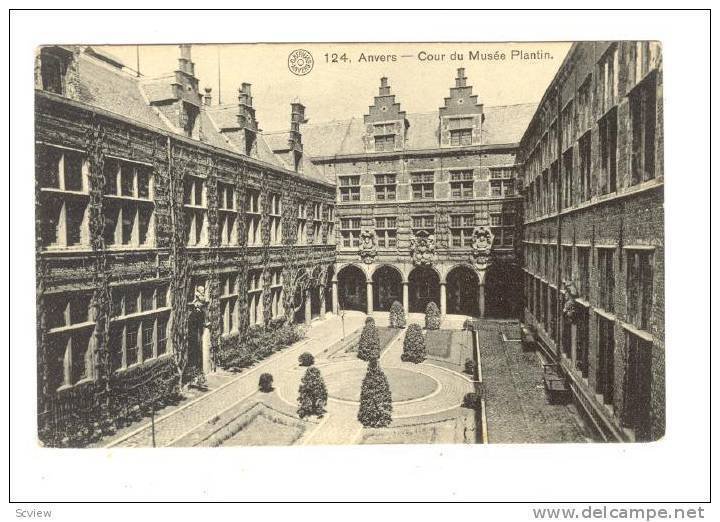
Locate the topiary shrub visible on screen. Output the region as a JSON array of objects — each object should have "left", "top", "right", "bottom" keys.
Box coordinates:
[
  {"left": 298, "top": 352, "right": 315, "bottom": 367},
  {"left": 357, "top": 316, "right": 381, "bottom": 361},
  {"left": 425, "top": 301, "right": 441, "bottom": 330},
  {"left": 297, "top": 366, "right": 328, "bottom": 418},
  {"left": 464, "top": 358, "right": 476, "bottom": 376},
  {"left": 463, "top": 318, "right": 477, "bottom": 331},
  {"left": 401, "top": 323, "right": 426, "bottom": 363},
  {"left": 389, "top": 300, "right": 407, "bottom": 329},
  {"left": 462, "top": 392, "right": 483, "bottom": 410},
  {"left": 259, "top": 373, "right": 274, "bottom": 392},
  {"left": 358, "top": 359, "right": 393, "bottom": 428}
]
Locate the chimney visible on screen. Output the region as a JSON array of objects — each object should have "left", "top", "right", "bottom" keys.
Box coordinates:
[
  {"left": 288, "top": 102, "right": 306, "bottom": 172},
  {"left": 236, "top": 83, "right": 258, "bottom": 156},
  {"left": 379, "top": 77, "right": 391, "bottom": 96},
  {"left": 203, "top": 87, "right": 212, "bottom": 106},
  {"left": 456, "top": 67, "right": 467, "bottom": 88},
  {"left": 178, "top": 44, "right": 195, "bottom": 76}
]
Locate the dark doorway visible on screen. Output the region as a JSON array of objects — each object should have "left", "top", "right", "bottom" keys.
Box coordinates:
[
  {"left": 310, "top": 285, "right": 321, "bottom": 319},
  {"left": 484, "top": 262, "right": 524, "bottom": 318},
  {"left": 447, "top": 265, "right": 479, "bottom": 316},
  {"left": 408, "top": 266, "right": 440, "bottom": 313},
  {"left": 372, "top": 265, "right": 402, "bottom": 312},
  {"left": 293, "top": 285, "right": 305, "bottom": 324},
  {"left": 338, "top": 265, "right": 367, "bottom": 312},
  {"left": 186, "top": 310, "right": 204, "bottom": 374}
]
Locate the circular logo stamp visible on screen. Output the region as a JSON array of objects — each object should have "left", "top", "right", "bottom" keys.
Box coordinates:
[{"left": 288, "top": 49, "right": 314, "bottom": 76}]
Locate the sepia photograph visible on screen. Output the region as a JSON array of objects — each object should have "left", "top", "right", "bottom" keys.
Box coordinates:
[
  {"left": 33, "top": 39, "right": 665, "bottom": 449},
  {"left": 9, "top": 6, "right": 712, "bottom": 513}
]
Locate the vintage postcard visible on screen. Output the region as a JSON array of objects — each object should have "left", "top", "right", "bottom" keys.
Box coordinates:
[{"left": 34, "top": 41, "right": 664, "bottom": 448}]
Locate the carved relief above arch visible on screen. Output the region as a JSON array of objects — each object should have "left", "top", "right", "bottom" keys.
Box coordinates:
[
  {"left": 409, "top": 230, "right": 436, "bottom": 266},
  {"left": 358, "top": 228, "right": 377, "bottom": 264},
  {"left": 470, "top": 225, "right": 494, "bottom": 270}
]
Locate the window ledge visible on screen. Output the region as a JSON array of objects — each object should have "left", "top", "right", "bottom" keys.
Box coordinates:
[{"left": 47, "top": 321, "right": 96, "bottom": 334}]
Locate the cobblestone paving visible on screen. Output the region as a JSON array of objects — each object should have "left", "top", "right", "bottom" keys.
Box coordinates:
[
  {"left": 106, "top": 312, "right": 368, "bottom": 448},
  {"left": 477, "top": 321, "right": 593, "bottom": 444}
]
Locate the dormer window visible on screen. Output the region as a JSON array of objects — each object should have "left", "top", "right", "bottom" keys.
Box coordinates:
[
  {"left": 373, "top": 123, "right": 396, "bottom": 151},
  {"left": 39, "top": 47, "right": 72, "bottom": 95},
  {"left": 450, "top": 128, "right": 472, "bottom": 146}
]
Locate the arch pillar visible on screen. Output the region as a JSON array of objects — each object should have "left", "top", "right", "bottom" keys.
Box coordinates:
[
  {"left": 478, "top": 268, "right": 487, "bottom": 319},
  {"left": 402, "top": 280, "right": 409, "bottom": 313},
  {"left": 366, "top": 280, "right": 374, "bottom": 315},
  {"left": 331, "top": 278, "right": 339, "bottom": 315},
  {"left": 440, "top": 282, "right": 447, "bottom": 316}
]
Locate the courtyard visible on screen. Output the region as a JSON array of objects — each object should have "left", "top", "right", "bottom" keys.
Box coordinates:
[{"left": 100, "top": 311, "right": 592, "bottom": 448}]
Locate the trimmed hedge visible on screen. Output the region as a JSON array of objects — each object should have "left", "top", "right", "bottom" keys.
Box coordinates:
[
  {"left": 357, "top": 316, "right": 381, "bottom": 361},
  {"left": 216, "top": 321, "right": 305, "bottom": 371},
  {"left": 297, "top": 366, "right": 328, "bottom": 418},
  {"left": 389, "top": 301, "right": 407, "bottom": 329},
  {"left": 298, "top": 352, "right": 315, "bottom": 367},
  {"left": 401, "top": 324, "right": 426, "bottom": 363},
  {"left": 425, "top": 302, "right": 441, "bottom": 330},
  {"left": 358, "top": 359, "right": 393, "bottom": 428},
  {"left": 259, "top": 373, "right": 274, "bottom": 393}
]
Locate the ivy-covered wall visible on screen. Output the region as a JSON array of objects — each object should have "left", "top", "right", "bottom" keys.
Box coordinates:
[{"left": 35, "top": 93, "right": 336, "bottom": 445}]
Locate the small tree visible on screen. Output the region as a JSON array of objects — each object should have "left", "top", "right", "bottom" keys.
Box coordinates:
[
  {"left": 357, "top": 316, "right": 381, "bottom": 361},
  {"left": 425, "top": 301, "right": 441, "bottom": 330},
  {"left": 401, "top": 323, "right": 427, "bottom": 363},
  {"left": 298, "top": 352, "right": 315, "bottom": 367},
  {"left": 358, "top": 359, "right": 393, "bottom": 428},
  {"left": 259, "top": 373, "right": 274, "bottom": 392},
  {"left": 297, "top": 366, "right": 328, "bottom": 418},
  {"left": 389, "top": 300, "right": 407, "bottom": 329}
]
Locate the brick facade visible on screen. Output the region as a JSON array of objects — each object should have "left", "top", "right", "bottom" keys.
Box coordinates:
[{"left": 518, "top": 42, "right": 664, "bottom": 441}]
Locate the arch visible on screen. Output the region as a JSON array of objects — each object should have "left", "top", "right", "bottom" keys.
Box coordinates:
[
  {"left": 337, "top": 264, "right": 367, "bottom": 312},
  {"left": 446, "top": 264, "right": 480, "bottom": 316},
  {"left": 484, "top": 262, "right": 524, "bottom": 319},
  {"left": 408, "top": 265, "right": 440, "bottom": 313},
  {"left": 372, "top": 264, "right": 403, "bottom": 312},
  {"left": 292, "top": 268, "right": 310, "bottom": 324}
]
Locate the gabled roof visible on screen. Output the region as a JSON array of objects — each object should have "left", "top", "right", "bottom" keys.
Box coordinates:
[
  {"left": 53, "top": 48, "right": 333, "bottom": 186},
  {"left": 297, "top": 103, "right": 538, "bottom": 158}
]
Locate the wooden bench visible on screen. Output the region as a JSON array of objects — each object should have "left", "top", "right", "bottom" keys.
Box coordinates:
[{"left": 543, "top": 364, "right": 571, "bottom": 404}]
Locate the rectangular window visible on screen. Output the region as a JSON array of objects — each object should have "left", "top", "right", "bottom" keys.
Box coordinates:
[
  {"left": 412, "top": 214, "right": 435, "bottom": 234},
  {"left": 630, "top": 75, "right": 657, "bottom": 185},
  {"left": 622, "top": 331, "right": 652, "bottom": 440},
  {"left": 577, "top": 247, "right": 590, "bottom": 299},
  {"left": 157, "top": 318, "right": 168, "bottom": 355},
  {"left": 37, "top": 146, "right": 90, "bottom": 249},
  {"left": 339, "top": 175, "right": 361, "bottom": 202},
  {"left": 375, "top": 216, "right": 397, "bottom": 248},
  {"left": 450, "top": 170, "right": 473, "bottom": 199},
  {"left": 562, "top": 148, "right": 574, "bottom": 208},
  {"left": 450, "top": 214, "right": 474, "bottom": 247},
  {"left": 599, "top": 44, "right": 619, "bottom": 115},
  {"left": 374, "top": 174, "right": 396, "bottom": 201},
  {"left": 579, "top": 131, "right": 592, "bottom": 202},
  {"left": 142, "top": 320, "right": 154, "bottom": 361},
  {"left": 597, "top": 315, "right": 615, "bottom": 405},
  {"left": 450, "top": 128, "right": 472, "bottom": 146},
  {"left": 626, "top": 249, "right": 654, "bottom": 331},
  {"left": 411, "top": 172, "right": 434, "bottom": 200},
  {"left": 245, "top": 188, "right": 261, "bottom": 246},
  {"left": 597, "top": 248, "right": 615, "bottom": 312},
  {"left": 374, "top": 134, "right": 395, "bottom": 151},
  {"left": 340, "top": 217, "right": 362, "bottom": 248},
  {"left": 599, "top": 108, "right": 618, "bottom": 195},
  {"left": 125, "top": 323, "right": 139, "bottom": 367}
]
